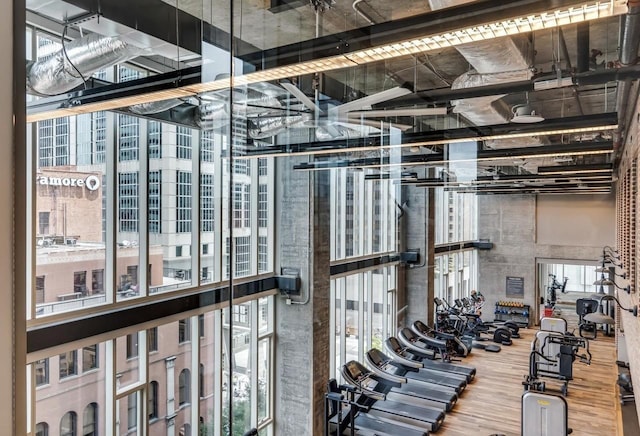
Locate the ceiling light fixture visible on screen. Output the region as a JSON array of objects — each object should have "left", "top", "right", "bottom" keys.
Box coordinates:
[
  {"left": 537, "top": 163, "right": 613, "bottom": 174},
  {"left": 583, "top": 295, "right": 637, "bottom": 324}
]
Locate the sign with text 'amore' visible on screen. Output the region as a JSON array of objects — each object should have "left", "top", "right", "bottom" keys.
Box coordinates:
[{"left": 37, "top": 175, "right": 101, "bottom": 191}]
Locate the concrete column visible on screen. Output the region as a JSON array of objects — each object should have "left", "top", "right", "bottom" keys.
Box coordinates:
[
  {"left": 404, "top": 186, "right": 435, "bottom": 327},
  {"left": 274, "top": 157, "right": 330, "bottom": 435}
]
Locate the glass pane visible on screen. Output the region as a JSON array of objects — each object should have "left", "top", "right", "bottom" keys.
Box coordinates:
[
  {"left": 149, "top": 123, "right": 195, "bottom": 296},
  {"left": 222, "top": 303, "right": 252, "bottom": 434},
  {"left": 35, "top": 113, "right": 107, "bottom": 316},
  {"left": 116, "top": 333, "right": 140, "bottom": 390},
  {"left": 198, "top": 312, "right": 215, "bottom": 435},
  {"left": 258, "top": 297, "right": 272, "bottom": 336},
  {"left": 257, "top": 338, "right": 270, "bottom": 424},
  {"left": 117, "top": 390, "right": 141, "bottom": 436},
  {"left": 32, "top": 342, "right": 106, "bottom": 436}
]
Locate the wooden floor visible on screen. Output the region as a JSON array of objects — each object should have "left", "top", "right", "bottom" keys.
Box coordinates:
[{"left": 437, "top": 328, "right": 620, "bottom": 436}]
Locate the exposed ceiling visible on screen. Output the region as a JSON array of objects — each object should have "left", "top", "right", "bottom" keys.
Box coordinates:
[{"left": 25, "top": 0, "right": 640, "bottom": 194}]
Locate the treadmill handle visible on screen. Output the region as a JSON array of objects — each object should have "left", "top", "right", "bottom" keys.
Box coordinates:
[
  {"left": 369, "top": 367, "right": 408, "bottom": 385},
  {"left": 394, "top": 353, "right": 424, "bottom": 369}
]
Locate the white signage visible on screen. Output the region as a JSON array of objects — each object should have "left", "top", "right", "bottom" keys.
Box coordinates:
[{"left": 37, "top": 175, "right": 101, "bottom": 191}]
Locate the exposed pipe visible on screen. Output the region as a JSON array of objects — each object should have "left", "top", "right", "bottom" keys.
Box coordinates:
[
  {"left": 557, "top": 28, "right": 585, "bottom": 115},
  {"left": 352, "top": 0, "right": 375, "bottom": 25}
]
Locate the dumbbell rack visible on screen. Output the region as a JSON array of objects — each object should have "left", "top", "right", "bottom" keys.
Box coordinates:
[{"left": 494, "top": 301, "right": 530, "bottom": 326}]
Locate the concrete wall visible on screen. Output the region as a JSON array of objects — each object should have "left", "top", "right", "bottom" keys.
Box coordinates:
[
  {"left": 274, "top": 159, "right": 330, "bottom": 436},
  {"left": 478, "top": 193, "right": 613, "bottom": 323}
]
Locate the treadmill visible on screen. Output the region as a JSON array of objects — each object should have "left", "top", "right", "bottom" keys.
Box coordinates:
[
  {"left": 398, "top": 328, "right": 476, "bottom": 382},
  {"left": 326, "top": 379, "right": 428, "bottom": 436},
  {"left": 341, "top": 360, "right": 446, "bottom": 433},
  {"left": 366, "top": 348, "right": 458, "bottom": 411},
  {"left": 385, "top": 337, "right": 467, "bottom": 394}
]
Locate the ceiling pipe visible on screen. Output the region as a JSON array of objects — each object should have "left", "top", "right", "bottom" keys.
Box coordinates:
[
  {"left": 615, "top": 0, "right": 640, "bottom": 150},
  {"left": 352, "top": 0, "right": 375, "bottom": 25},
  {"left": 557, "top": 28, "right": 585, "bottom": 115}
]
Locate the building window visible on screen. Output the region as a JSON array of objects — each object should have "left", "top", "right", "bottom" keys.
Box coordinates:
[
  {"left": 74, "top": 271, "right": 87, "bottom": 295},
  {"left": 177, "top": 171, "right": 192, "bottom": 233},
  {"left": 180, "top": 424, "right": 191, "bottom": 436},
  {"left": 233, "top": 183, "right": 243, "bottom": 229},
  {"left": 38, "top": 211, "right": 50, "bottom": 235},
  {"left": 148, "top": 327, "right": 158, "bottom": 352},
  {"left": 82, "top": 345, "right": 98, "bottom": 372},
  {"left": 59, "top": 351, "right": 77, "bottom": 379},
  {"left": 176, "top": 246, "right": 183, "bottom": 257},
  {"left": 149, "top": 170, "right": 161, "bottom": 233},
  {"left": 199, "top": 314, "right": 205, "bottom": 338},
  {"left": 199, "top": 363, "right": 205, "bottom": 397},
  {"left": 60, "top": 411, "right": 77, "bottom": 436},
  {"left": 258, "top": 184, "right": 268, "bottom": 228},
  {"left": 35, "top": 422, "right": 49, "bottom": 436},
  {"left": 201, "top": 130, "right": 214, "bottom": 162},
  {"left": 118, "top": 114, "right": 139, "bottom": 161},
  {"left": 258, "top": 236, "right": 268, "bottom": 273},
  {"left": 118, "top": 172, "right": 139, "bottom": 232},
  {"left": 148, "top": 121, "right": 162, "bottom": 159},
  {"left": 149, "top": 381, "right": 159, "bottom": 420},
  {"left": 126, "top": 333, "right": 139, "bottom": 358},
  {"left": 93, "top": 111, "right": 107, "bottom": 164},
  {"left": 35, "top": 358, "right": 49, "bottom": 386},
  {"left": 233, "top": 159, "right": 249, "bottom": 175},
  {"left": 202, "top": 244, "right": 209, "bottom": 255},
  {"left": 177, "top": 126, "right": 192, "bottom": 160},
  {"left": 118, "top": 65, "right": 141, "bottom": 82},
  {"left": 127, "top": 392, "right": 137, "bottom": 430},
  {"left": 179, "top": 319, "right": 191, "bottom": 343},
  {"left": 82, "top": 403, "right": 97, "bottom": 436},
  {"left": 37, "top": 117, "right": 69, "bottom": 167},
  {"left": 35, "top": 276, "right": 45, "bottom": 304},
  {"left": 178, "top": 369, "right": 191, "bottom": 406},
  {"left": 244, "top": 184, "right": 251, "bottom": 228},
  {"left": 258, "top": 158, "right": 268, "bottom": 176},
  {"left": 235, "top": 236, "right": 251, "bottom": 277},
  {"left": 91, "top": 270, "right": 104, "bottom": 294},
  {"left": 201, "top": 173, "right": 214, "bottom": 232}
]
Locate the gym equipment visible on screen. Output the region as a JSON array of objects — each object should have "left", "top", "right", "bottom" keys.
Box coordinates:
[
  {"left": 540, "top": 317, "right": 567, "bottom": 334},
  {"left": 575, "top": 299, "right": 598, "bottom": 339},
  {"left": 341, "top": 360, "right": 446, "bottom": 432},
  {"left": 442, "top": 298, "right": 513, "bottom": 345},
  {"left": 523, "top": 331, "right": 591, "bottom": 396},
  {"left": 384, "top": 337, "right": 468, "bottom": 393},
  {"left": 521, "top": 391, "right": 572, "bottom": 435},
  {"left": 411, "top": 320, "right": 470, "bottom": 358},
  {"left": 617, "top": 361, "right": 635, "bottom": 405},
  {"left": 546, "top": 274, "right": 568, "bottom": 308},
  {"left": 325, "top": 379, "right": 428, "bottom": 436},
  {"left": 365, "top": 348, "right": 459, "bottom": 411},
  {"left": 391, "top": 333, "right": 476, "bottom": 382}
]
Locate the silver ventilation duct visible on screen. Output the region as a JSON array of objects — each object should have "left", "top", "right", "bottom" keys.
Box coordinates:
[
  {"left": 27, "top": 33, "right": 143, "bottom": 96},
  {"left": 429, "top": 0, "right": 533, "bottom": 127},
  {"left": 129, "top": 99, "right": 184, "bottom": 115}
]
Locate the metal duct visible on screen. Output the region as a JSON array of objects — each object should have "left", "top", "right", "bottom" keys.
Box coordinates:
[
  {"left": 429, "top": 0, "right": 533, "bottom": 126},
  {"left": 129, "top": 99, "right": 184, "bottom": 115},
  {"left": 27, "top": 33, "right": 143, "bottom": 96}
]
